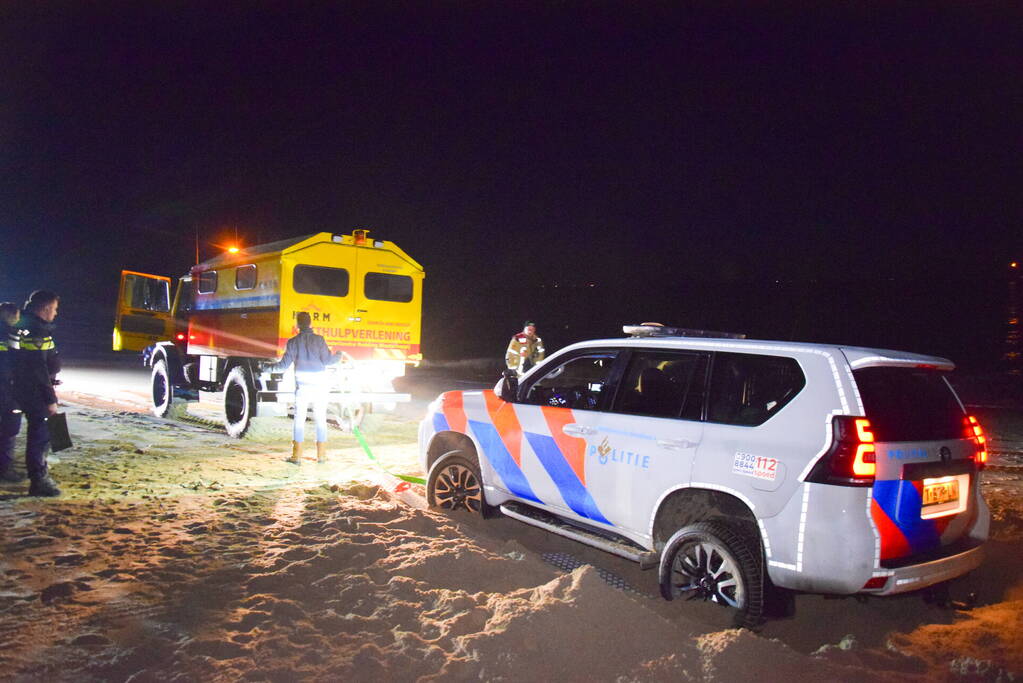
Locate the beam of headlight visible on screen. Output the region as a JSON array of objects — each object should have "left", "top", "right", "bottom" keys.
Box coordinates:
[
  {"left": 57, "top": 367, "right": 393, "bottom": 490},
  {"left": 183, "top": 319, "right": 287, "bottom": 356},
  {"left": 180, "top": 320, "right": 399, "bottom": 390}
]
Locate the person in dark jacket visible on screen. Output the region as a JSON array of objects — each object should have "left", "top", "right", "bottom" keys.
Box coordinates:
[
  {"left": 13, "top": 290, "right": 61, "bottom": 497},
  {"left": 269, "top": 311, "right": 339, "bottom": 464},
  {"left": 0, "top": 302, "right": 24, "bottom": 483}
]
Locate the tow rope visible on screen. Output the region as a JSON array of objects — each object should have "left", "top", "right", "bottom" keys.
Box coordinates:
[{"left": 352, "top": 425, "right": 426, "bottom": 485}]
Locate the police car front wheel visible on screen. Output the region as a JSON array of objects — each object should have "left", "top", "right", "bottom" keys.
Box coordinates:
[{"left": 428, "top": 455, "right": 488, "bottom": 516}]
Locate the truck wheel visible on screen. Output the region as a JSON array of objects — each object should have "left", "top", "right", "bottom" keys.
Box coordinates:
[
  {"left": 223, "top": 366, "right": 254, "bottom": 438},
  {"left": 151, "top": 359, "right": 185, "bottom": 419},
  {"left": 427, "top": 454, "right": 493, "bottom": 517},
  {"left": 658, "top": 520, "right": 765, "bottom": 630}
]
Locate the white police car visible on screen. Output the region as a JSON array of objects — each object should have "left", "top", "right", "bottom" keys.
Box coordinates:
[{"left": 418, "top": 325, "right": 989, "bottom": 627}]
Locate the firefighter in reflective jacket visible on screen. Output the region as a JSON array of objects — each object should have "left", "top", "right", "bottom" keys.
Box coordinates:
[
  {"left": 505, "top": 321, "right": 545, "bottom": 377},
  {"left": 13, "top": 290, "right": 62, "bottom": 497}
]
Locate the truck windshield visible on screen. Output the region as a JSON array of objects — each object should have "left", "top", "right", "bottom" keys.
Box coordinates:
[{"left": 852, "top": 367, "right": 964, "bottom": 442}]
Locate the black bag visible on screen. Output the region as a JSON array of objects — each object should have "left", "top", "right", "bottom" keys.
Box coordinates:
[{"left": 47, "top": 412, "right": 73, "bottom": 452}]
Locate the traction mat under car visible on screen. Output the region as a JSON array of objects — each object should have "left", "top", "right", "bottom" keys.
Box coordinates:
[{"left": 541, "top": 552, "right": 649, "bottom": 598}]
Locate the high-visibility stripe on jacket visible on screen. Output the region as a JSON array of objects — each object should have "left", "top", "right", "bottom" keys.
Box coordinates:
[
  {"left": 505, "top": 333, "right": 545, "bottom": 375},
  {"left": 13, "top": 313, "right": 58, "bottom": 409},
  {"left": 19, "top": 338, "right": 55, "bottom": 351},
  {"left": 0, "top": 323, "right": 17, "bottom": 410}
]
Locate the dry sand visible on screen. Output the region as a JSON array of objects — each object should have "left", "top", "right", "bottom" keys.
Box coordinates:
[{"left": 1, "top": 395, "right": 1021, "bottom": 682}]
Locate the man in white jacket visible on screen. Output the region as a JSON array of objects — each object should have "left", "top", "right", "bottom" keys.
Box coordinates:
[{"left": 270, "top": 311, "right": 338, "bottom": 464}]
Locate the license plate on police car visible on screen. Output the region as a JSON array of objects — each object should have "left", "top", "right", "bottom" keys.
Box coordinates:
[
  {"left": 922, "top": 479, "right": 958, "bottom": 506},
  {"left": 919, "top": 475, "right": 967, "bottom": 519}
]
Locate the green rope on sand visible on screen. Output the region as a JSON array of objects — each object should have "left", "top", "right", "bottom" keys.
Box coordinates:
[{"left": 352, "top": 425, "right": 426, "bottom": 485}]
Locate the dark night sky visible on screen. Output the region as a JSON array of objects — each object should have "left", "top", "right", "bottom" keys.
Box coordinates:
[{"left": 1, "top": 2, "right": 1021, "bottom": 359}]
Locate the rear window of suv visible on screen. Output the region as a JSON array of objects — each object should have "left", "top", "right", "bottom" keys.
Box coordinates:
[{"left": 853, "top": 367, "right": 964, "bottom": 441}]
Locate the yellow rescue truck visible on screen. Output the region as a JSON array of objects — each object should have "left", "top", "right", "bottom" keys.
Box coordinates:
[{"left": 112, "top": 230, "right": 424, "bottom": 437}]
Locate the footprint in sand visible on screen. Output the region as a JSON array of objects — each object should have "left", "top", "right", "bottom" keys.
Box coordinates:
[
  {"left": 71, "top": 633, "right": 112, "bottom": 647},
  {"left": 40, "top": 581, "right": 78, "bottom": 605},
  {"left": 53, "top": 553, "right": 87, "bottom": 566},
  {"left": 12, "top": 535, "right": 57, "bottom": 550}
]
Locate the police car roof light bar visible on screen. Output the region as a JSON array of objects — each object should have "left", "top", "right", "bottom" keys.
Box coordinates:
[{"left": 622, "top": 324, "right": 746, "bottom": 339}]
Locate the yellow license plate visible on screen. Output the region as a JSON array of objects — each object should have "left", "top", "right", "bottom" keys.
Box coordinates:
[{"left": 922, "top": 480, "right": 959, "bottom": 507}]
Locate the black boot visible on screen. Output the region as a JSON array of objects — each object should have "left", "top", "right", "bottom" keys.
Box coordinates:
[
  {"left": 0, "top": 467, "right": 25, "bottom": 483},
  {"left": 29, "top": 474, "right": 60, "bottom": 497}
]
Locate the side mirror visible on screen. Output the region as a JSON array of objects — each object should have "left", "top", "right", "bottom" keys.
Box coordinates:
[{"left": 498, "top": 369, "right": 519, "bottom": 402}]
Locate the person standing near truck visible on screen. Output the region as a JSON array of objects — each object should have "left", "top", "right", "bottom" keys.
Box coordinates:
[
  {"left": 505, "top": 320, "right": 545, "bottom": 377},
  {"left": 269, "top": 311, "right": 338, "bottom": 465},
  {"left": 0, "top": 302, "right": 24, "bottom": 483},
  {"left": 13, "top": 290, "right": 61, "bottom": 497}
]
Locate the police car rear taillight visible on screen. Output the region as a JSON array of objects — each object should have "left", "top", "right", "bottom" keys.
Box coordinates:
[
  {"left": 966, "top": 415, "right": 988, "bottom": 469},
  {"left": 862, "top": 576, "right": 888, "bottom": 590},
  {"left": 806, "top": 416, "right": 876, "bottom": 487}
]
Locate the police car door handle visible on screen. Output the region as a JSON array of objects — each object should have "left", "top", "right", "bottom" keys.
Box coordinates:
[
  {"left": 563, "top": 424, "right": 596, "bottom": 437},
  {"left": 657, "top": 438, "right": 697, "bottom": 450}
]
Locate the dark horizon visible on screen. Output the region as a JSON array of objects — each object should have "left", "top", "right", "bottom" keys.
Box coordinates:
[{"left": 2, "top": 2, "right": 1021, "bottom": 365}]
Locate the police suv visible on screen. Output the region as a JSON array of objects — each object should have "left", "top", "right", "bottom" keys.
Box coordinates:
[{"left": 418, "top": 325, "right": 989, "bottom": 627}]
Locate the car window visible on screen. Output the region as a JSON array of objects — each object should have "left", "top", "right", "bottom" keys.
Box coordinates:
[
  {"left": 125, "top": 274, "right": 170, "bottom": 312},
  {"left": 707, "top": 353, "right": 805, "bottom": 426},
  {"left": 523, "top": 353, "right": 617, "bottom": 411},
  {"left": 176, "top": 278, "right": 194, "bottom": 320},
  {"left": 853, "top": 367, "right": 964, "bottom": 441},
  {"left": 235, "top": 264, "right": 257, "bottom": 290},
  {"left": 197, "top": 270, "right": 217, "bottom": 294},
  {"left": 364, "top": 272, "right": 413, "bottom": 302},
  {"left": 612, "top": 351, "right": 709, "bottom": 420},
  {"left": 293, "top": 264, "right": 349, "bottom": 297}
]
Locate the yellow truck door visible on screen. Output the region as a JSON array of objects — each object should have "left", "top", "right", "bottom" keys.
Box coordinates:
[
  {"left": 353, "top": 245, "right": 423, "bottom": 360},
  {"left": 279, "top": 240, "right": 358, "bottom": 356},
  {"left": 113, "top": 270, "right": 173, "bottom": 351}
]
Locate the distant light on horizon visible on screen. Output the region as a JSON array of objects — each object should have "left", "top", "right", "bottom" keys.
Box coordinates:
[{"left": 227, "top": 246, "right": 241, "bottom": 254}]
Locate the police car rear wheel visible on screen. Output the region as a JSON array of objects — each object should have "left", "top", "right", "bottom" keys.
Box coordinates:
[
  {"left": 658, "top": 521, "right": 765, "bottom": 630},
  {"left": 428, "top": 456, "right": 486, "bottom": 515}
]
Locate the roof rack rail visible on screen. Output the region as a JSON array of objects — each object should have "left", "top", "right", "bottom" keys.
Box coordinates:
[{"left": 623, "top": 323, "right": 746, "bottom": 339}]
